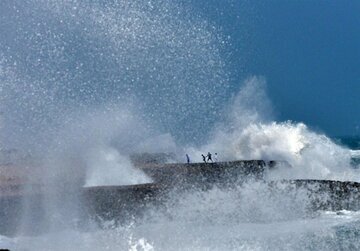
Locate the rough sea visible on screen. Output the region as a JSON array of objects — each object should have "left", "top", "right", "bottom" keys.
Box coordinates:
[{"left": 1, "top": 1, "right": 360, "bottom": 250}]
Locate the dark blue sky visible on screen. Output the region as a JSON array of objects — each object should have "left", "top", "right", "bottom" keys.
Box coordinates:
[{"left": 193, "top": 0, "right": 360, "bottom": 136}]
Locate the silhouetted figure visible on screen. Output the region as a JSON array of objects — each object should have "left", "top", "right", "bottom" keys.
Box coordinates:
[
  {"left": 207, "top": 152, "right": 213, "bottom": 162},
  {"left": 214, "top": 153, "right": 218, "bottom": 162},
  {"left": 202, "top": 154, "right": 207, "bottom": 163},
  {"left": 186, "top": 154, "right": 190, "bottom": 164}
]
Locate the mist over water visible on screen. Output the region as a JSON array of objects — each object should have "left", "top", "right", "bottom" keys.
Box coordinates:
[
  {"left": 1, "top": 0, "right": 360, "bottom": 250},
  {"left": 0, "top": 0, "right": 229, "bottom": 149},
  {"left": 0, "top": 0, "right": 228, "bottom": 184}
]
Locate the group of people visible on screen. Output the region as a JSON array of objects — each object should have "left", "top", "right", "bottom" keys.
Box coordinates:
[{"left": 185, "top": 152, "right": 218, "bottom": 164}]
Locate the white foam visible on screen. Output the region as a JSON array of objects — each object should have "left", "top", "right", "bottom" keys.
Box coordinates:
[
  {"left": 84, "top": 146, "right": 151, "bottom": 187},
  {"left": 196, "top": 77, "right": 359, "bottom": 181},
  {"left": 350, "top": 150, "right": 360, "bottom": 158}
]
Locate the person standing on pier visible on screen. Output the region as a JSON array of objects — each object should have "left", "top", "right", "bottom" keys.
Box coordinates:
[
  {"left": 186, "top": 154, "right": 190, "bottom": 164},
  {"left": 207, "top": 152, "right": 213, "bottom": 163},
  {"left": 202, "top": 154, "right": 207, "bottom": 163}
]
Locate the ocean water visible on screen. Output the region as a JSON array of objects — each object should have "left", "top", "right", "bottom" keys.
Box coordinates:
[
  {"left": 1, "top": 0, "right": 360, "bottom": 250},
  {"left": 337, "top": 137, "right": 360, "bottom": 150}
]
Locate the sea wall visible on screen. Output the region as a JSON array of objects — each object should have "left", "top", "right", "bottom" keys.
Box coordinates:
[
  {"left": 1, "top": 160, "right": 359, "bottom": 236},
  {"left": 83, "top": 179, "right": 360, "bottom": 226}
]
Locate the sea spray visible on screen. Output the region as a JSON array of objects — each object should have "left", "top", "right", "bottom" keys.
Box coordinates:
[
  {"left": 0, "top": 0, "right": 229, "bottom": 236},
  {"left": 84, "top": 146, "right": 151, "bottom": 187},
  {"left": 0, "top": 0, "right": 229, "bottom": 148},
  {"left": 1, "top": 0, "right": 360, "bottom": 250},
  {"left": 198, "top": 77, "right": 358, "bottom": 181}
]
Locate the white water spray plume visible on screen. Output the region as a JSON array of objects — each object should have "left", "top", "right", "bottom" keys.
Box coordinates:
[{"left": 0, "top": 0, "right": 359, "bottom": 250}]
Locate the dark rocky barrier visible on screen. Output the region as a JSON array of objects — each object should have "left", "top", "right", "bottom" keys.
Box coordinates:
[
  {"left": 273, "top": 179, "right": 360, "bottom": 211},
  {"left": 83, "top": 179, "right": 360, "bottom": 226},
  {"left": 2, "top": 179, "right": 360, "bottom": 236},
  {"left": 1, "top": 160, "right": 359, "bottom": 236},
  {"left": 83, "top": 183, "right": 168, "bottom": 224}
]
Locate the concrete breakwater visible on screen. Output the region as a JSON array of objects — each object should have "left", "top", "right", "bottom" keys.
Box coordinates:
[
  {"left": 0, "top": 160, "right": 277, "bottom": 235},
  {"left": 84, "top": 179, "right": 360, "bottom": 226},
  {"left": 0, "top": 160, "right": 360, "bottom": 236},
  {"left": 268, "top": 179, "right": 360, "bottom": 211}
]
